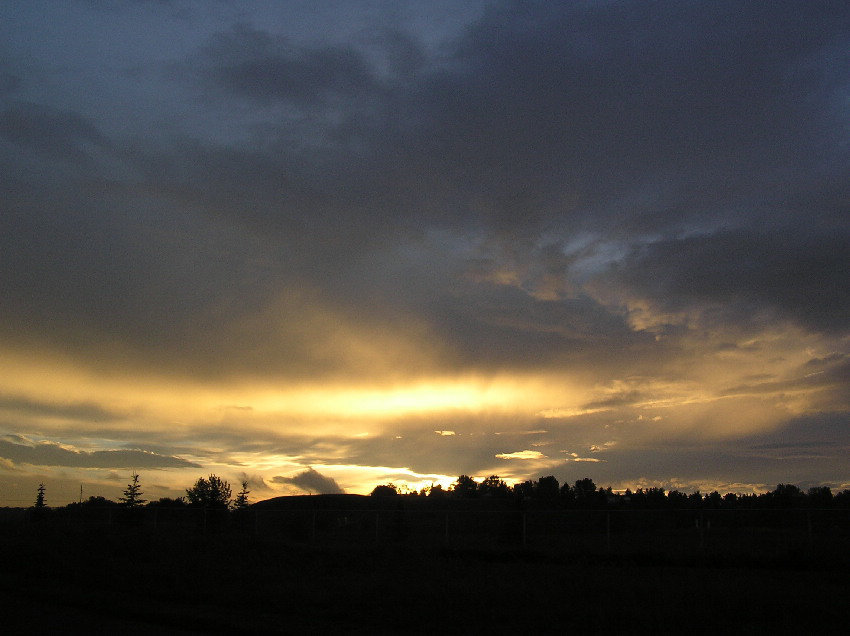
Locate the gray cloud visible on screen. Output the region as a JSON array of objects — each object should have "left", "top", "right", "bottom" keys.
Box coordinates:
[
  {"left": 236, "top": 472, "right": 272, "bottom": 492},
  {"left": 200, "top": 24, "right": 379, "bottom": 107},
  {"left": 0, "top": 439, "right": 199, "bottom": 469},
  {"left": 0, "top": 394, "right": 123, "bottom": 424},
  {"left": 0, "top": 1, "right": 848, "bottom": 498},
  {"left": 0, "top": 102, "right": 109, "bottom": 162},
  {"left": 271, "top": 467, "right": 345, "bottom": 495},
  {"left": 599, "top": 228, "right": 850, "bottom": 334},
  {"left": 2, "top": 1, "right": 846, "bottom": 378}
]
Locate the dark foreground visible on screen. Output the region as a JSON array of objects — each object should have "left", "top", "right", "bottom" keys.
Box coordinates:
[{"left": 2, "top": 521, "right": 848, "bottom": 634}]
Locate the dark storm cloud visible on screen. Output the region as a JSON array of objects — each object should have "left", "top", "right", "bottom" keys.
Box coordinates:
[
  {"left": 0, "top": 439, "right": 199, "bottom": 469},
  {"left": 271, "top": 467, "right": 345, "bottom": 494},
  {"left": 1, "top": 0, "right": 844, "bottom": 378},
  {"left": 162, "top": 0, "right": 849, "bottom": 356},
  {"left": 0, "top": 102, "right": 109, "bottom": 162},
  {"left": 401, "top": 1, "right": 848, "bottom": 230},
  {"left": 425, "top": 282, "right": 649, "bottom": 371},
  {"left": 601, "top": 227, "right": 850, "bottom": 333},
  {"left": 200, "top": 24, "right": 378, "bottom": 106}
]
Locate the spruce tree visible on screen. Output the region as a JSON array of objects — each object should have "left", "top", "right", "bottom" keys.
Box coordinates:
[
  {"left": 234, "top": 480, "right": 250, "bottom": 510},
  {"left": 35, "top": 483, "right": 46, "bottom": 508},
  {"left": 120, "top": 472, "right": 146, "bottom": 507}
]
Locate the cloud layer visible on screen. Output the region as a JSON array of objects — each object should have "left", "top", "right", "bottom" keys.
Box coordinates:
[{"left": 0, "top": 1, "right": 847, "bottom": 503}]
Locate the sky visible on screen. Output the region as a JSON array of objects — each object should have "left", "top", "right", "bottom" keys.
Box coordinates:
[{"left": 1, "top": 0, "right": 848, "bottom": 506}]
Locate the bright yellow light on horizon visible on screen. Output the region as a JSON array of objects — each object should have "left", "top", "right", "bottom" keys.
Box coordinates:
[
  {"left": 0, "top": 350, "right": 584, "bottom": 427},
  {"left": 250, "top": 377, "right": 570, "bottom": 419}
]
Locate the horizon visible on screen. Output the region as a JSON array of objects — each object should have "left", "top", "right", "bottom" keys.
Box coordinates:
[
  {"left": 1, "top": 1, "right": 848, "bottom": 507},
  {"left": 6, "top": 469, "right": 844, "bottom": 509}
]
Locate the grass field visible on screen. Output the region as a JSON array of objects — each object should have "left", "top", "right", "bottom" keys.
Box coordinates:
[{"left": 2, "top": 517, "right": 848, "bottom": 634}]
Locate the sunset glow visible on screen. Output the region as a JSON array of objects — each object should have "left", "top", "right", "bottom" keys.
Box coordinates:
[{"left": 1, "top": 1, "right": 848, "bottom": 506}]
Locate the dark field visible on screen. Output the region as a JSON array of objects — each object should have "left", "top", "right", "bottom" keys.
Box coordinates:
[{"left": 2, "top": 507, "right": 849, "bottom": 634}]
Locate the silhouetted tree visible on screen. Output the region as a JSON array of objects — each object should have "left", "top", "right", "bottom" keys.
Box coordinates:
[
  {"left": 559, "top": 482, "right": 575, "bottom": 505},
  {"left": 574, "top": 478, "right": 596, "bottom": 502},
  {"left": 452, "top": 475, "right": 478, "bottom": 498},
  {"left": 35, "top": 483, "right": 46, "bottom": 508},
  {"left": 535, "top": 475, "right": 560, "bottom": 501},
  {"left": 770, "top": 483, "right": 803, "bottom": 508},
  {"left": 704, "top": 491, "right": 723, "bottom": 509},
  {"left": 479, "top": 475, "right": 509, "bottom": 498},
  {"left": 807, "top": 486, "right": 832, "bottom": 507},
  {"left": 370, "top": 484, "right": 398, "bottom": 497},
  {"left": 80, "top": 495, "right": 118, "bottom": 508},
  {"left": 186, "top": 474, "right": 232, "bottom": 509},
  {"left": 667, "top": 490, "right": 688, "bottom": 508},
  {"left": 427, "top": 484, "right": 446, "bottom": 498},
  {"left": 60, "top": 496, "right": 118, "bottom": 521},
  {"left": 147, "top": 496, "right": 187, "bottom": 508},
  {"left": 146, "top": 496, "right": 188, "bottom": 522},
  {"left": 120, "top": 472, "right": 146, "bottom": 508},
  {"left": 234, "top": 480, "right": 250, "bottom": 509},
  {"left": 643, "top": 487, "right": 667, "bottom": 507},
  {"left": 514, "top": 480, "right": 535, "bottom": 499}
]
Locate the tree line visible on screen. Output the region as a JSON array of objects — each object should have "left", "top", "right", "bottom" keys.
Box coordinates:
[
  {"left": 23, "top": 472, "right": 850, "bottom": 512},
  {"left": 28, "top": 473, "right": 249, "bottom": 512},
  {"left": 371, "top": 475, "right": 850, "bottom": 509}
]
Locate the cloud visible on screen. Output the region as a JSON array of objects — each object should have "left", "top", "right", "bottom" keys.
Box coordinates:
[
  {"left": 495, "top": 450, "right": 545, "bottom": 460},
  {"left": 3, "top": 1, "right": 847, "bottom": 383},
  {"left": 198, "top": 24, "right": 379, "bottom": 107},
  {"left": 0, "top": 394, "right": 122, "bottom": 424},
  {"left": 235, "top": 472, "right": 271, "bottom": 492},
  {"left": 0, "top": 439, "right": 199, "bottom": 469},
  {"left": 0, "top": 102, "right": 109, "bottom": 161},
  {"left": 597, "top": 229, "right": 850, "bottom": 334},
  {"left": 0, "top": 1, "right": 847, "bottom": 502},
  {"left": 271, "top": 467, "right": 345, "bottom": 495}
]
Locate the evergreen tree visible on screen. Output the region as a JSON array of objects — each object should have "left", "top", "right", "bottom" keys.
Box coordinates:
[
  {"left": 120, "top": 472, "right": 146, "bottom": 507},
  {"left": 35, "top": 483, "right": 46, "bottom": 508},
  {"left": 234, "top": 480, "right": 250, "bottom": 510}
]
